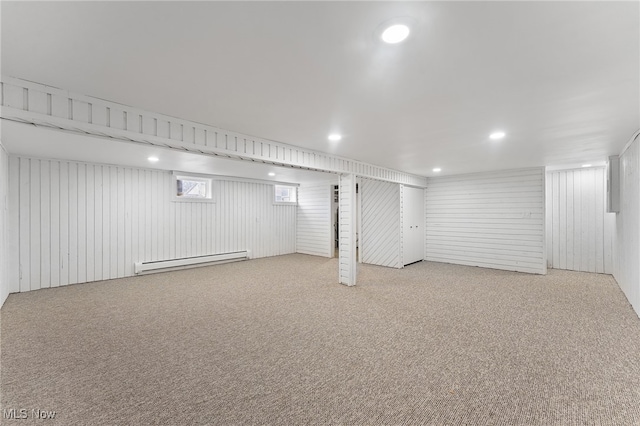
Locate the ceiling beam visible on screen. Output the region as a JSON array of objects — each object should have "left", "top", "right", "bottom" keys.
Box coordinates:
[{"left": 0, "top": 76, "right": 427, "bottom": 187}]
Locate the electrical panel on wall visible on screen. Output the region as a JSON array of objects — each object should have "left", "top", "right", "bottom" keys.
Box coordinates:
[{"left": 607, "top": 155, "right": 620, "bottom": 213}]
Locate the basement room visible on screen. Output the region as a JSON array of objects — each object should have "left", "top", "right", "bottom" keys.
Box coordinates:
[{"left": 1, "top": 1, "right": 639, "bottom": 425}]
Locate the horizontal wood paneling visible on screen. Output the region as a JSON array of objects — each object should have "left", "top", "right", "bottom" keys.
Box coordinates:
[
  {"left": 297, "top": 183, "right": 332, "bottom": 257},
  {"left": 361, "top": 179, "right": 401, "bottom": 268},
  {"left": 546, "top": 167, "right": 614, "bottom": 274},
  {"left": 1, "top": 76, "right": 427, "bottom": 187},
  {"left": 426, "top": 168, "right": 546, "bottom": 274},
  {"left": 8, "top": 156, "right": 296, "bottom": 292}
]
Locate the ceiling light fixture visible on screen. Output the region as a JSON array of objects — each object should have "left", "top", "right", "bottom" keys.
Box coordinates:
[
  {"left": 328, "top": 134, "right": 342, "bottom": 142},
  {"left": 489, "top": 131, "right": 506, "bottom": 140},
  {"left": 268, "top": 172, "right": 276, "bottom": 177},
  {"left": 148, "top": 156, "right": 159, "bottom": 163},
  {"left": 582, "top": 164, "right": 592, "bottom": 168},
  {"left": 381, "top": 24, "right": 410, "bottom": 44},
  {"left": 433, "top": 168, "right": 442, "bottom": 172}
]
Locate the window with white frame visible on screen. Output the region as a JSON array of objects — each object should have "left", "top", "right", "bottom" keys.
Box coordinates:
[
  {"left": 174, "top": 173, "right": 213, "bottom": 201},
  {"left": 274, "top": 185, "right": 297, "bottom": 204}
]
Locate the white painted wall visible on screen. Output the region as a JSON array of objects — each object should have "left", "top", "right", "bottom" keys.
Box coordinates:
[
  {"left": 7, "top": 156, "right": 297, "bottom": 292},
  {"left": 426, "top": 168, "right": 546, "bottom": 274},
  {"left": 614, "top": 136, "right": 640, "bottom": 317},
  {"left": 546, "top": 167, "right": 615, "bottom": 273},
  {"left": 296, "top": 182, "right": 334, "bottom": 258},
  {"left": 0, "top": 141, "right": 9, "bottom": 307},
  {"left": 360, "top": 179, "right": 401, "bottom": 268}
]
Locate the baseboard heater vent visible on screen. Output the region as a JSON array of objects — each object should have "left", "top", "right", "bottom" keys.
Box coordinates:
[{"left": 134, "top": 251, "right": 250, "bottom": 275}]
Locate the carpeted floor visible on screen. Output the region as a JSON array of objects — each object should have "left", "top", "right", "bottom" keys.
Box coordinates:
[{"left": 1, "top": 254, "right": 639, "bottom": 425}]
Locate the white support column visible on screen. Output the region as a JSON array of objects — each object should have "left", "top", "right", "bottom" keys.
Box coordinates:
[{"left": 338, "top": 173, "right": 357, "bottom": 286}]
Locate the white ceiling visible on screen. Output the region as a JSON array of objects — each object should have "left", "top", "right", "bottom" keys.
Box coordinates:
[{"left": 2, "top": 1, "right": 639, "bottom": 177}]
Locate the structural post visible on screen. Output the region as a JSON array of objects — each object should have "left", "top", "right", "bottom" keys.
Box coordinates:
[{"left": 338, "top": 173, "right": 357, "bottom": 286}]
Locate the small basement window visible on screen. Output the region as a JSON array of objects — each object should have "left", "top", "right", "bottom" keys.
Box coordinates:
[
  {"left": 274, "top": 185, "right": 297, "bottom": 204},
  {"left": 174, "top": 174, "right": 213, "bottom": 201}
]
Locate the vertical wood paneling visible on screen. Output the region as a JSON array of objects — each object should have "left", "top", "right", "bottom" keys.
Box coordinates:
[
  {"left": 130, "top": 169, "right": 139, "bottom": 274},
  {"left": 77, "top": 163, "right": 87, "bottom": 284},
  {"left": 117, "top": 167, "right": 125, "bottom": 277},
  {"left": 361, "top": 179, "right": 401, "bottom": 268},
  {"left": 545, "top": 175, "right": 553, "bottom": 269},
  {"left": 7, "top": 156, "right": 298, "bottom": 292},
  {"left": 144, "top": 170, "right": 153, "bottom": 260},
  {"left": 551, "top": 173, "right": 560, "bottom": 268},
  {"left": 94, "top": 166, "right": 103, "bottom": 281},
  {"left": 614, "top": 136, "right": 640, "bottom": 317},
  {"left": 546, "top": 167, "right": 614, "bottom": 274},
  {"left": 595, "top": 168, "right": 605, "bottom": 273},
  {"left": 86, "top": 165, "right": 95, "bottom": 283},
  {"left": 59, "top": 162, "right": 69, "bottom": 287},
  {"left": 19, "top": 158, "right": 31, "bottom": 291},
  {"left": 8, "top": 156, "right": 20, "bottom": 295},
  {"left": 137, "top": 169, "right": 146, "bottom": 266},
  {"left": 584, "top": 169, "right": 594, "bottom": 271},
  {"left": 426, "top": 168, "right": 546, "bottom": 274},
  {"left": 296, "top": 182, "right": 332, "bottom": 257},
  {"left": 50, "top": 161, "right": 60, "bottom": 288},
  {"left": 30, "top": 159, "right": 41, "bottom": 290},
  {"left": 124, "top": 168, "right": 133, "bottom": 277},
  {"left": 559, "top": 172, "right": 567, "bottom": 269},
  {"left": 40, "top": 161, "right": 51, "bottom": 288},
  {"left": 168, "top": 173, "right": 176, "bottom": 260},
  {"left": 574, "top": 171, "right": 583, "bottom": 269},
  {"left": 566, "top": 172, "right": 574, "bottom": 270},
  {"left": 0, "top": 144, "right": 10, "bottom": 306},
  {"left": 68, "top": 162, "right": 78, "bottom": 285},
  {"left": 107, "top": 167, "right": 117, "bottom": 278}
]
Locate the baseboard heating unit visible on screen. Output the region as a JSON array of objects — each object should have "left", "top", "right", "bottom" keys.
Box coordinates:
[{"left": 134, "top": 251, "right": 250, "bottom": 275}]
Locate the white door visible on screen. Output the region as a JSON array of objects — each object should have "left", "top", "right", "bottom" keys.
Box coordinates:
[{"left": 403, "top": 186, "right": 425, "bottom": 265}]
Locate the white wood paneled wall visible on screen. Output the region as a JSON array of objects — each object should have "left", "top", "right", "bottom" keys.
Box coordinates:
[
  {"left": 360, "top": 179, "right": 401, "bottom": 268},
  {"left": 0, "top": 143, "right": 9, "bottom": 307},
  {"left": 426, "top": 168, "right": 546, "bottom": 274},
  {"left": 7, "top": 156, "right": 296, "bottom": 292},
  {"left": 338, "top": 174, "right": 357, "bottom": 286},
  {"left": 546, "top": 167, "right": 614, "bottom": 273},
  {"left": 615, "top": 137, "right": 640, "bottom": 317},
  {"left": 0, "top": 76, "right": 427, "bottom": 187},
  {"left": 296, "top": 182, "right": 333, "bottom": 258}
]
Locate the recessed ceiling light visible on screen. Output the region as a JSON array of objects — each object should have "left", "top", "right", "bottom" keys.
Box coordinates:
[
  {"left": 433, "top": 168, "right": 442, "bottom": 172},
  {"left": 268, "top": 172, "right": 276, "bottom": 177},
  {"left": 489, "top": 131, "right": 506, "bottom": 140},
  {"left": 328, "top": 134, "right": 342, "bottom": 142},
  {"left": 148, "top": 156, "right": 159, "bottom": 163},
  {"left": 381, "top": 24, "right": 410, "bottom": 44},
  {"left": 582, "top": 164, "right": 592, "bottom": 168}
]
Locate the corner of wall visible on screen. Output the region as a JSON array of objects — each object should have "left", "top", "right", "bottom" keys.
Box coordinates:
[
  {"left": 613, "top": 133, "right": 640, "bottom": 319},
  {"left": 0, "top": 140, "right": 9, "bottom": 308}
]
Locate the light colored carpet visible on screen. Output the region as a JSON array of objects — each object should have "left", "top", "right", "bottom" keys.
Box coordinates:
[{"left": 1, "top": 254, "right": 639, "bottom": 425}]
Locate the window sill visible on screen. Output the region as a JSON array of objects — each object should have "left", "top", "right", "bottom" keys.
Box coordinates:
[{"left": 172, "top": 197, "right": 216, "bottom": 204}]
